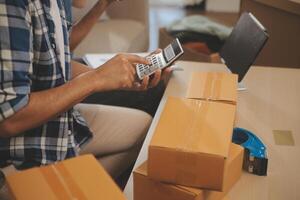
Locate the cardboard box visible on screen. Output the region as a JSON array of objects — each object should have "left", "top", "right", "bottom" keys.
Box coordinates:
[
  {"left": 223, "top": 196, "right": 230, "bottom": 200},
  {"left": 186, "top": 72, "right": 238, "bottom": 104},
  {"left": 159, "top": 28, "right": 222, "bottom": 63},
  {"left": 240, "top": 0, "right": 300, "bottom": 68},
  {"left": 134, "top": 144, "right": 243, "bottom": 200},
  {"left": 6, "top": 155, "right": 126, "bottom": 200},
  {"left": 148, "top": 97, "right": 236, "bottom": 191}
]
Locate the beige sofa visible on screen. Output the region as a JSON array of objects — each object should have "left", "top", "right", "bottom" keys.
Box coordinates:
[{"left": 72, "top": 0, "right": 149, "bottom": 57}]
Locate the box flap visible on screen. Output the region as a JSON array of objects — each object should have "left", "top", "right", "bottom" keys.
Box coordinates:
[
  {"left": 186, "top": 72, "right": 238, "bottom": 103},
  {"left": 136, "top": 143, "right": 242, "bottom": 200},
  {"left": 7, "top": 155, "right": 126, "bottom": 200},
  {"left": 150, "top": 97, "right": 236, "bottom": 158},
  {"left": 134, "top": 162, "right": 203, "bottom": 197}
]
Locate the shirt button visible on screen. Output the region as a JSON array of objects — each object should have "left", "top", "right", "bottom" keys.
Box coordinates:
[{"left": 51, "top": 42, "right": 56, "bottom": 49}]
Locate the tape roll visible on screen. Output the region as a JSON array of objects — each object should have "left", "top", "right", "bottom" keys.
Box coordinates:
[{"left": 232, "top": 127, "right": 268, "bottom": 176}]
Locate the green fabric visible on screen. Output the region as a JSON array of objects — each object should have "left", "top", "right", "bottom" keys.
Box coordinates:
[{"left": 167, "top": 15, "right": 232, "bottom": 41}]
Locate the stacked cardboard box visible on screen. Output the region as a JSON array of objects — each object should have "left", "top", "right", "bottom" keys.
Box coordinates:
[
  {"left": 148, "top": 97, "right": 236, "bottom": 190},
  {"left": 134, "top": 72, "right": 241, "bottom": 200},
  {"left": 134, "top": 143, "right": 243, "bottom": 200},
  {"left": 6, "top": 155, "right": 126, "bottom": 200}
]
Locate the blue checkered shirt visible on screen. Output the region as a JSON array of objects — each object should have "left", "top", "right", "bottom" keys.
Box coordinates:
[{"left": 0, "top": 0, "right": 92, "bottom": 169}]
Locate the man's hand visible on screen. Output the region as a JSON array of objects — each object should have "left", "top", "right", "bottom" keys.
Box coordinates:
[
  {"left": 103, "top": 0, "right": 123, "bottom": 6},
  {"left": 92, "top": 54, "right": 152, "bottom": 92},
  {"left": 146, "top": 49, "right": 173, "bottom": 86}
]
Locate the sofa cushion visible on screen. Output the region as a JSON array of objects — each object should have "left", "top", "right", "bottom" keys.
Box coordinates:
[{"left": 73, "top": 19, "right": 148, "bottom": 57}]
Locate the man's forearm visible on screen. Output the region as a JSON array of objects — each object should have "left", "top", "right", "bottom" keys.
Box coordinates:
[
  {"left": 0, "top": 71, "right": 100, "bottom": 137},
  {"left": 71, "top": 60, "right": 93, "bottom": 78},
  {"left": 70, "top": 0, "right": 109, "bottom": 51},
  {"left": 0, "top": 53, "right": 151, "bottom": 137},
  {"left": 73, "top": 0, "right": 87, "bottom": 8}
]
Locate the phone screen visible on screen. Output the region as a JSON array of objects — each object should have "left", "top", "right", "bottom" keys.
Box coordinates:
[{"left": 163, "top": 39, "right": 183, "bottom": 63}]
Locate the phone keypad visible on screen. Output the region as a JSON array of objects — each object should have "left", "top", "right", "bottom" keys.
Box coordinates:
[{"left": 136, "top": 55, "right": 163, "bottom": 79}]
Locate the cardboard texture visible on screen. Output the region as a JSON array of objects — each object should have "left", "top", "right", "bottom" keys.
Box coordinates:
[
  {"left": 148, "top": 97, "right": 236, "bottom": 191},
  {"left": 134, "top": 144, "right": 243, "bottom": 200},
  {"left": 6, "top": 155, "right": 126, "bottom": 200},
  {"left": 186, "top": 72, "right": 238, "bottom": 104}
]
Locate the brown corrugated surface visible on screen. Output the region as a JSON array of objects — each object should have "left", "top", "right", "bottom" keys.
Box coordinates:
[
  {"left": 148, "top": 97, "right": 236, "bottom": 191},
  {"left": 6, "top": 155, "right": 126, "bottom": 200},
  {"left": 134, "top": 143, "right": 243, "bottom": 200}
]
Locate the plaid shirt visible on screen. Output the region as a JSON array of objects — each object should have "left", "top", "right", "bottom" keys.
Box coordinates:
[{"left": 0, "top": 0, "right": 92, "bottom": 169}]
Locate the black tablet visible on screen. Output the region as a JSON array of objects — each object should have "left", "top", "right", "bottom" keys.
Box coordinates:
[{"left": 220, "top": 12, "right": 269, "bottom": 82}]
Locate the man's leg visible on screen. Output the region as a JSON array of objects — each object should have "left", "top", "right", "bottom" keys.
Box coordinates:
[{"left": 76, "top": 103, "right": 152, "bottom": 178}]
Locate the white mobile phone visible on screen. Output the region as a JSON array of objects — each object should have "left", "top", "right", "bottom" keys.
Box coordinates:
[{"left": 136, "top": 38, "right": 184, "bottom": 80}]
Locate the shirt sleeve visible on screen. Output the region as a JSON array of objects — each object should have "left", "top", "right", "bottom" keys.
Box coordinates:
[{"left": 0, "top": 0, "right": 33, "bottom": 122}]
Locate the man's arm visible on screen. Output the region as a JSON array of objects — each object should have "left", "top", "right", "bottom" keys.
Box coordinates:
[
  {"left": 72, "top": 0, "right": 87, "bottom": 8},
  {"left": 0, "top": 53, "right": 151, "bottom": 137},
  {"left": 0, "top": 70, "right": 95, "bottom": 137},
  {"left": 70, "top": 0, "right": 117, "bottom": 51},
  {"left": 71, "top": 60, "right": 93, "bottom": 78}
]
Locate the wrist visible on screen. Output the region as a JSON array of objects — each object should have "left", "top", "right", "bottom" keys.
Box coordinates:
[
  {"left": 97, "top": 0, "right": 110, "bottom": 7},
  {"left": 76, "top": 70, "right": 101, "bottom": 94}
]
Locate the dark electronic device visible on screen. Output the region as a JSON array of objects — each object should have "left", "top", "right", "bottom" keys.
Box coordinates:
[
  {"left": 232, "top": 127, "right": 268, "bottom": 176},
  {"left": 220, "top": 12, "right": 269, "bottom": 82}
]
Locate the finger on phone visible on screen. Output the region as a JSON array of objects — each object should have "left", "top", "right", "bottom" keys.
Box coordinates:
[
  {"left": 128, "top": 63, "right": 136, "bottom": 75},
  {"left": 149, "top": 70, "right": 161, "bottom": 88},
  {"left": 140, "top": 76, "right": 149, "bottom": 90},
  {"left": 126, "top": 54, "right": 150, "bottom": 65},
  {"left": 162, "top": 67, "right": 172, "bottom": 77},
  {"left": 148, "top": 48, "right": 162, "bottom": 56}
]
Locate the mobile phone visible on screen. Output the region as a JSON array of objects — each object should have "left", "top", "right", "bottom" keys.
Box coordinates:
[{"left": 136, "top": 38, "right": 184, "bottom": 80}]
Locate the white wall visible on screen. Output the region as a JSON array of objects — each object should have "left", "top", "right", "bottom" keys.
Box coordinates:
[{"left": 206, "top": 0, "right": 241, "bottom": 13}]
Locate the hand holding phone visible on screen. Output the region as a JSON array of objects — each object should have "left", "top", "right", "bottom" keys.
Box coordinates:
[{"left": 136, "top": 38, "right": 184, "bottom": 80}]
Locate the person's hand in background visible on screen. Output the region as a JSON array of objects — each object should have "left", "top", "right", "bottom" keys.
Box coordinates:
[{"left": 70, "top": 0, "right": 125, "bottom": 51}]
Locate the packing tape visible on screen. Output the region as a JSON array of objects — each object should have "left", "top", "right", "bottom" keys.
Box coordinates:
[
  {"left": 177, "top": 99, "right": 209, "bottom": 151},
  {"left": 174, "top": 99, "right": 209, "bottom": 184},
  {"left": 202, "top": 72, "right": 223, "bottom": 101},
  {"left": 212, "top": 73, "right": 222, "bottom": 100},
  {"left": 202, "top": 73, "right": 213, "bottom": 100},
  {"left": 40, "top": 163, "right": 88, "bottom": 200}
]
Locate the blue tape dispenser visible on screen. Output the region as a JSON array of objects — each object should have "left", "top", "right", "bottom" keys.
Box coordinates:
[{"left": 232, "top": 127, "right": 268, "bottom": 176}]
